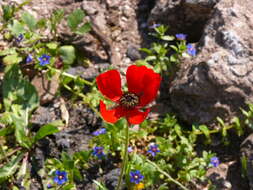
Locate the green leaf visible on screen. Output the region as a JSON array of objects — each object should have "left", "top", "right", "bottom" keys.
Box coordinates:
[
  {"left": 2, "top": 5, "right": 15, "bottom": 21},
  {"left": 3, "top": 54, "right": 22, "bottom": 65},
  {"left": 170, "top": 54, "right": 177, "bottom": 62},
  {"left": 0, "top": 127, "right": 13, "bottom": 136},
  {"left": 46, "top": 42, "right": 58, "bottom": 50},
  {"left": 199, "top": 125, "right": 211, "bottom": 143},
  {"left": 8, "top": 20, "right": 25, "bottom": 36},
  {"left": 21, "top": 12, "right": 37, "bottom": 31},
  {"left": 3, "top": 64, "right": 39, "bottom": 112},
  {"left": 232, "top": 117, "right": 243, "bottom": 136},
  {"left": 62, "top": 184, "right": 75, "bottom": 190},
  {"left": 161, "top": 35, "right": 174, "bottom": 41},
  {"left": 36, "top": 18, "right": 47, "bottom": 29},
  {"left": 75, "top": 22, "right": 91, "bottom": 35},
  {"left": 3, "top": 64, "right": 39, "bottom": 148},
  {"left": 51, "top": 9, "right": 64, "bottom": 25},
  {"left": 33, "top": 121, "right": 61, "bottom": 143},
  {"left": 11, "top": 110, "right": 32, "bottom": 148},
  {"left": 93, "top": 180, "right": 108, "bottom": 190},
  {"left": 67, "top": 9, "right": 85, "bottom": 31},
  {"left": 0, "top": 153, "right": 24, "bottom": 179},
  {"left": 0, "top": 48, "right": 17, "bottom": 56},
  {"left": 59, "top": 45, "right": 76, "bottom": 65},
  {"left": 50, "top": 9, "right": 65, "bottom": 32}
]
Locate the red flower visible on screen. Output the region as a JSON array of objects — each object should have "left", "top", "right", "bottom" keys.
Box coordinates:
[{"left": 96, "top": 65, "right": 161, "bottom": 124}]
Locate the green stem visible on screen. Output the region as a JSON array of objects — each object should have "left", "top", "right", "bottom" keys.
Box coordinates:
[
  {"left": 146, "top": 159, "right": 189, "bottom": 190},
  {"left": 0, "top": 146, "right": 9, "bottom": 163},
  {"left": 48, "top": 66, "right": 94, "bottom": 86},
  {"left": 116, "top": 122, "right": 130, "bottom": 190}
]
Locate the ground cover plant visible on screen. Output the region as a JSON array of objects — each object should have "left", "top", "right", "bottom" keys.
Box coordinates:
[{"left": 0, "top": 1, "right": 253, "bottom": 190}]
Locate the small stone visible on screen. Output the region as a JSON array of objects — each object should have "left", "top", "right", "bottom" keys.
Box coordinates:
[
  {"left": 32, "top": 72, "right": 60, "bottom": 105},
  {"left": 222, "top": 181, "right": 232, "bottom": 189},
  {"left": 122, "top": 5, "right": 132, "bottom": 18},
  {"left": 126, "top": 45, "right": 141, "bottom": 61},
  {"left": 82, "top": 1, "right": 99, "bottom": 15},
  {"left": 105, "top": 0, "right": 120, "bottom": 8}
]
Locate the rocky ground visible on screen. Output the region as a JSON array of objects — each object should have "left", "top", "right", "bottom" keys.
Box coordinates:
[{"left": 2, "top": 0, "right": 253, "bottom": 189}]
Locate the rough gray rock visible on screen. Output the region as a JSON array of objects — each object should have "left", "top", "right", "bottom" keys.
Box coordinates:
[
  {"left": 241, "top": 134, "right": 253, "bottom": 190},
  {"left": 170, "top": 0, "right": 253, "bottom": 125},
  {"left": 148, "top": 0, "right": 219, "bottom": 41}
]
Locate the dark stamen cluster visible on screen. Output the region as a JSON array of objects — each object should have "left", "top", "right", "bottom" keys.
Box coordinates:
[{"left": 120, "top": 92, "right": 139, "bottom": 108}]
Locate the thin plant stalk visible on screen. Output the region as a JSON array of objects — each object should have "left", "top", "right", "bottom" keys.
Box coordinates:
[
  {"left": 116, "top": 122, "right": 130, "bottom": 190},
  {"left": 146, "top": 159, "right": 189, "bottom": 190}
]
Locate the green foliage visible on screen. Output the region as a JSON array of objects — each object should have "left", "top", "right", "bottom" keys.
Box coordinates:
[
  {"left": 3, "top": 64, "right": 38, "bottom": 112},
  {"left": 50, "top": 9, "right": 64, "bottom": 34},
  {"left": 43, "top": 150, "right": 91, "bottom": 189},
  {"left": 0, "top": 153, "right": 24, "bottom": 179},
  {"left": 2, "top": 4, "right": 15, "bottom": 22},
  {"left": 33, "top": 121, "right": 61, "bottom": 143},
  {"left": 59, "top": 45, "right": 76, "bottom": 65},
  {"left": 21, "top": 12, "right": 37, "bottom": 31},
  {"left": 139, "top": 24, "right": 187, "bottom": 74},
  {"left": 8, "top": 20, "right": 25, "bottom": 36},
  {"left": 67, "top": 9, "right": 91, "bottom": 35},
  {"left": 1, "top": 2, "right": 253, "bottom": 190}
]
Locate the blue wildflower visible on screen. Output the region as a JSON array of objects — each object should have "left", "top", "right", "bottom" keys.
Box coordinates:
[
  {"left": 210, "top": 157, "right": 220, "bottom": 167},
  {"left": 26, "top": 54, "right": 33, "bottom": 63},
  {"left": 16, "top": 34, "right": 24, "bottom": 42},
  {"left": 186, "top": 44, "right": 196, "bottom": 56},
  {"left": 38, "top": 54, "right": 51, "bottom": 66},
  {"left": 147, "top": 144, "right": 160, "bottom": 157},
  {"left": 149, "top": 23, "right": 161, "bottom": 29},
  {"left": 47, "top": 183, "right": 53, "bottom": 189},
  {"left": 92, "top": 146, "right": 105, "bottom": 158},
  {"left": 130, "top": 170, "right": 144, "bottom": 184},
  {"left": 128, "top": 146, "right": 133, "bottom": 153},
  {"left": 92, "top": 128, "right": 106, "bottom": 136},
  {"left": 53, "top": 170, "right": 67, "bottom": 185},
  {"left": 175, "top": 33, "right": 187, "bottom": 40}
]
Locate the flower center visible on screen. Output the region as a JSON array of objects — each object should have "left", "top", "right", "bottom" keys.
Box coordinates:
[
  {"left": 120, "top": 92, "right": 139, "bottom": 109},
  {"left": 58, "top": 175, "right": 63, "bottom": 180},
  {"left": 134, "top": 175, "right": 139, "bottom": 179},
  {"left": 151, "top": 147, "right": 157, "bottom": 152}
]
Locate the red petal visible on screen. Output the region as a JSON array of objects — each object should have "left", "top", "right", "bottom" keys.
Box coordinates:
[
  {"left": 100, "top": 101, "right": 126, "bottom": 123},
  {"left": 96, "top": 70, "right": 123, "bottom": 102},
  {"left": 126, "top": 108, "right": 150, "bottom": 125},
  {"left": 126, "top": 65, "right": 161, "bottom": 106}
]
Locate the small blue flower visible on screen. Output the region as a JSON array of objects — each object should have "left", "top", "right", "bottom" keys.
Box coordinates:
[
  {"left": 175, "top": 33, "right": 187, "bottom": 40},
  {"left": 186, "top": 44, "right": 196, "bottom": 56},
  {"left": 128, "top": 146, "right": 133, "bottom": 153},
  {"left": 210, "top": 157, "right": 220, "bottom": 167},
  {"left": 47, "top": 183, "right": 53, "bottom": 189},
  {"left": 53, "top": 170, "right": 67, "bottom": 185},
  {"left": 149, "top": 23, "right": 161, "bottom": 29},
  {"left": 16, "top": 34, "right": 24, "bottom": 42},
  {"left": 147, "top": 144, "right": 160, "bottom": 157},
  {"left": 38, "top": 54, "right": 51, "bottom": 66},
  {"left": 26, "top": 54, "right": 33, "bottom": 63},
  {"left": 92, "top": 128, "right": 106, "bottom": 136},
  {"left": 92, "top": 146, "right": 105, "bottom": 159},
  {"left": 130, "top": 170, "right": 144, "bottom": 184}
]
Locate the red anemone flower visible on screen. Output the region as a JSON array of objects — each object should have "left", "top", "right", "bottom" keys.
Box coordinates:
[{"left": 96, "top": 65, "right": 161, "bottom": 124}]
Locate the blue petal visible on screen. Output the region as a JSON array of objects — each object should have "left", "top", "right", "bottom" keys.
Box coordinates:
[{"left": 53, "top": 176, "right": 59, "bottom": 184}]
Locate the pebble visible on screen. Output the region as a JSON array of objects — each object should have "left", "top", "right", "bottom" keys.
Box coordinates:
[
  {"left": 222, "top": 181, "right": 232, "bottom": 189},
  {"left": 126, "top": 45, "right": 141, "bottom": 61}
]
